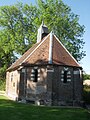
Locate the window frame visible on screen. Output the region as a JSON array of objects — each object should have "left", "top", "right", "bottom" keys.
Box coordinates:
[
  {"left": 31, "top": 68, "right": 40, "bottom": 82},
  {"left": 61, "top": 68, "right": 71, "bottom": 83},
  {"left": 33, "top": 69, "right": 38, "bottom": 82},
  {"left": 63, "top": 71, "right": 68, "bottom": 83},
  {"left": 11, "top": 73, "right": 13, "bottom": 82}
]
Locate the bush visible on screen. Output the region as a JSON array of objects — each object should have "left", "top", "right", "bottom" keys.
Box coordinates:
[
  {"left": 83, "top": 74, "right": 90, "bottom": 80},
  {"left": 83, "top": 85, "right": 90, "bottom": 104},
  {"left": 0, "top": 79, "right": 6, "bottom": 91}
]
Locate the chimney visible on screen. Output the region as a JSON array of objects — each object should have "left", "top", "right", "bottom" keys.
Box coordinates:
[{"left": 37, "top": 21, "right": 48, "bottom": 43}]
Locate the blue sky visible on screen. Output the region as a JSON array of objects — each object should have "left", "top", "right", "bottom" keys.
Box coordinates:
[
  {"left": 63, "top": 0, "right": 90, "bottom": 74},
  {"left": 0, "top": 0, "right": 90, "bottom": 74}
]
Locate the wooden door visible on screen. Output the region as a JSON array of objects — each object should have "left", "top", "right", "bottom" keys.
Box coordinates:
[{"left": 19, "top": 73, "right": 25, "bottom": 99}]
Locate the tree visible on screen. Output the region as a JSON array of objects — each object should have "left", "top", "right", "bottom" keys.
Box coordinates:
[
  {"left": 83, "top": 74, "right": 90, "bottom": 80},
  {"left": 0, "top": 3, "right": 38, "bottom": 80},
  {"left": 0, "top": 0, "right": 86, "bottom": 80},
  {"left": 35, "top": 0, "right": 86, "bottom": 61},
  {"left": 0, "top": 3, "right": 38, "bottom": 55}
]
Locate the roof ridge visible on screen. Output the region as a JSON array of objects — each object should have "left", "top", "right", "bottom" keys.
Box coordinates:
[
  {"left": 7, "top": 43, "right": 39, "bottom": 71},
  {"left": 7, "top": 32, "right": 81, "bottom": 71},
  {"left": 48, "top": 31, "right": 53, "bottom": 64},
  {"left": 54, "top": 34, "right": 81, "bottom": 67},
  {"left": 21, "top": 33, "right": 50, "bottom": 65}
]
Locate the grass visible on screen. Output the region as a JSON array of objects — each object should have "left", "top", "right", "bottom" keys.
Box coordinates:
[{"left": 0, "top": 95, "right": 90, "bottom": 120}]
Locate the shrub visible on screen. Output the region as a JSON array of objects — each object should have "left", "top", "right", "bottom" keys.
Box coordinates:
[
  {"left": 0, "top": 79, "right": 6, "bottom": 91},
  {"left": 83, "top": 85, "right": 90, "bottom": 104}
]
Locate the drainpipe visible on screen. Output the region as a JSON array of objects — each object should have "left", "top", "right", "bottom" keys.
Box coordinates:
[{"left": 48, "top": 31, "right": 53, "bottom": 64}]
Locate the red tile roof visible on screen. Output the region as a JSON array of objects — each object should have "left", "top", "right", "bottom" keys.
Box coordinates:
[
  {"left": 7, "top": 33, "right": 81, "bottom": 71},
  {"left": 7, "top": 43, "right": 39, "bottom": 71},
  {"left": 52, "top": 35, "right": 80, "bottom": 67}
]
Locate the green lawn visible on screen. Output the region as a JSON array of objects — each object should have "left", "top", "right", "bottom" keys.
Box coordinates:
[{"left": 0, "top": 95, "right": 90, "bottom": 120}]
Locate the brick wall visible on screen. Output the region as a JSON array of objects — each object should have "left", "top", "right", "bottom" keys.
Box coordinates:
[
  {"left": 26, "top": 67, "right": 49, "bottom": 105},
  {"left": 6, "top": 70, "right": 20, "bottom": 100},
  {"left": 6, "top": 65, "right": 82, "bottom": 106},
  {"left": 47, "top": 66, "right": 83, "bottom": 106}
]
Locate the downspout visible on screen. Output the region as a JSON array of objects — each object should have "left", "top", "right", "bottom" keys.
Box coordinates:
[{"left": 48, "top": 31, "right": 53, "bottom": 64}]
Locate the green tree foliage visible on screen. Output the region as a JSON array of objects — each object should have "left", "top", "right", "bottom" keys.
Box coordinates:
[
  {"left": 36, "top": 0, "right": 85, "bottom": 61},
  {"left": 0, "top": 0, "right": 86, "bottom": 81},
  {"left": 83, "top": 74, "right": 90, "bottom": 80},
  {"left": 0, "top": 3, "right": 38, "bottom": 80},
  {"left": 0, "top": 3, "right": 38, "bottom": 55}
]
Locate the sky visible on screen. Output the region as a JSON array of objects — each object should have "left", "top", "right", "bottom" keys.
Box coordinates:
[{"left": 0, "top": 0, "right": 90, "bottom": 74}]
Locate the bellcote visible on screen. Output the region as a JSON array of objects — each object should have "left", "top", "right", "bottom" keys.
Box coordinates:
[{"left": 37, "top": 21, "right": 49, "bottom": 43}]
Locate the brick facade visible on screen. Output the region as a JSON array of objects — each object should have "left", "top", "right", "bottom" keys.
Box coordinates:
[
  {"left": 6, "top": 65, "right": 83, "bottom": 106},
  {"left": 6, "top": 70, "right": 20, "bottom": 100}
]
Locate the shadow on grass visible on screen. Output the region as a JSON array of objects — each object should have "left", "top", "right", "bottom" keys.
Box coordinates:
[
  {"left": 0, "top": 99, "right": 17, "bottom": 107},
  {"left": 0, "top": 96, "right": 90, "bottom": 120}
]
